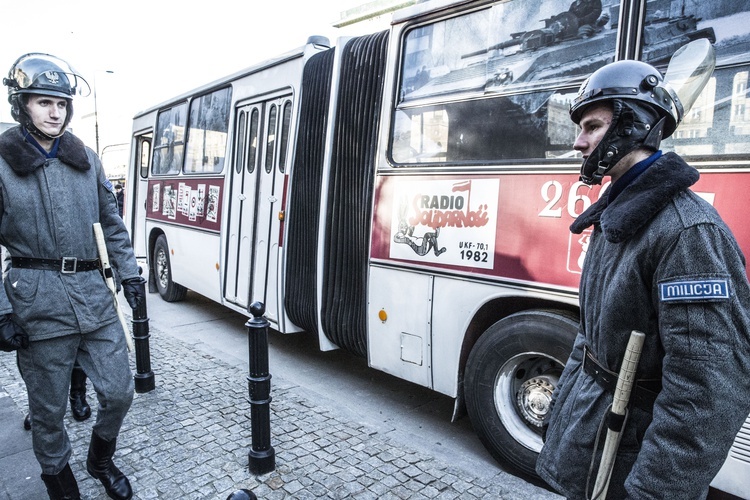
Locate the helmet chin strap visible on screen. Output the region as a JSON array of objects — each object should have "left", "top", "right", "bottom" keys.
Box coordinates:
[
  {"left": 24, "top": 121, "right": 67, "bottom": 141},
  {"left": 580, "top": 144, "right": 619, "bottom": 185}
]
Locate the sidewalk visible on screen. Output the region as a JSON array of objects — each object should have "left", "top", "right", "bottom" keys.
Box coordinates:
[{"left": 0, "top": 316, "right": 559, "bottom": 499}]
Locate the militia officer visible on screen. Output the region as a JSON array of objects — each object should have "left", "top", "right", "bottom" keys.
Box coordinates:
[
  {"left": 0, "top": 53, "right": 145, "bottom": 500},
  {"left": 536, "top": 55, "right": 750, "bottom": 497}
]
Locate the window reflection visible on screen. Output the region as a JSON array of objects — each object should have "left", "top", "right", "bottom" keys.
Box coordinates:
[
  {"left": 185, "top": 87, "right": 231, "bottom": 174},
  {"left": 279, "top": 101, "right": 292, "bottom": 173},
  {"left": 152, "top": 103, "right": 186, "bottom": 175},
  {"left": 647, "top": 0, "right": 750, "bottom": 157},
  {"left": 265, "top": 105, "right": 277, "bottom": 174},
  {"left": 248, "top": 108, "right": 259, "bottom": 173},
  {"left": 235, "top": 111, "right": 246, "bottom": 175},
  {"left": 392, "top": 0, "right": 618, "bottom": 165},
  {"left": 391, "top": 0, "right": 750, "bottom": 166},
  {"left": 730, "top": 71, "right": 749, "bottom": 136}
]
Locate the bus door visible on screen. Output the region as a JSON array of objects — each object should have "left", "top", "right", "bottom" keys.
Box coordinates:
[
  {"left": 224, "top": 94, "right": 292, "bottom": 321},
  {"left": 128, "top": 131, "right": 151, "bottom": 259},
  {"left": 224, "top": 103, "right": 261, "bottom": 309},
  {"left": 251, "top": 96, "right": 293, "bottom": 324}
]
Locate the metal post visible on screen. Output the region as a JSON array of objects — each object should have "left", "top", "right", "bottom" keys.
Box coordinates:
[
  {"left": 246, "top": 302, "right": 275, "bottom": 475},
  {"left": 132, "top": 296, "right": 155, "bottom": 393}
]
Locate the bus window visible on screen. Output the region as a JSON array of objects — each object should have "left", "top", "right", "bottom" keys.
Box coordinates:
[
  {"left": 138, "top": 136, "right": 151, "bottom": 179},
  {"left": 391, "top": 0, "right": 619, "bottom": 165},
  {"left": 265, "top": 104, "right": 277, "bottom": 174},
  {"left": 152, "top": 103, "right": 186, "bottom": 175},
  {"left": 648, "top": 0, "right": 750, "bottom": 158},
  {"left": 248, "top": 108, "right": 259, "bottom": 173},
  {"left": 728, "top": 71, "right": 750, "bottom": 153},
  {"left": 235, "top": 110, "right": 247, "bottom": 175},
  {"left": 185, "top": 87, "right": 232, "bottom": 174},
  {"left": 279, "top": 100, "right": 292, "bottom": 173}
]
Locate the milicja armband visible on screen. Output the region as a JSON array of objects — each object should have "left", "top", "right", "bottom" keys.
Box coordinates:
[{"left": 659, "top": 278, "right": 730, "bottom": 302}]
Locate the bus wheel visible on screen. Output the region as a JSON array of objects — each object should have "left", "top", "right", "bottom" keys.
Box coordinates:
[
  {"left": 153, "top": 235, "right": 187, "bottom": 302},
  {"left": 465, "top": 310, "right": 577, "bottom": 478}
]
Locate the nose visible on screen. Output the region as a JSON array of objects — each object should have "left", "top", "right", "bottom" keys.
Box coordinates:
[{"left": 573, "top": 131, "right": 587, "bottom": 154}]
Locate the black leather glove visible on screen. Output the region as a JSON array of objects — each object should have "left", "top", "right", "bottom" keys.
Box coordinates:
[
  {"left": 122, "top": 277, "right": 147, "bottom": 310},
  {"left": 0, "top": 314, "right": 29, "bottom": 352}
]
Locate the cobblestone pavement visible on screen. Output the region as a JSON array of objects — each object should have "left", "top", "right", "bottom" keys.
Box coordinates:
[{"left": 0, "top": 318, "right": 560, "bottom": 500}]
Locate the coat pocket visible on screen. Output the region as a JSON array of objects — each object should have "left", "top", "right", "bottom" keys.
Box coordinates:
[{"left": 6, "top": 268, "right": 40, "bottom": 305}]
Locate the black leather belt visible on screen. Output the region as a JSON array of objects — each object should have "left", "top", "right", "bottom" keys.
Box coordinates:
[
  {"left": 11, "top": 256, "right": 101, "bottom": 274},
  {"left": 583, "top": 345, "right": 661, "bottom": 412}
]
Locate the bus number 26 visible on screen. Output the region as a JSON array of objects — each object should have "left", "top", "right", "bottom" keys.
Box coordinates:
[{"left": 538, "top": 180, "right": 609, "bottom": 219}]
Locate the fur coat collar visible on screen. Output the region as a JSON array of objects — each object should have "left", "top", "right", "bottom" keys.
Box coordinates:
[
  {"left": 0, "top": 125, "right": 90, "bottom": 176},
  {"left": 570, "top": 152, "right": 700, "bottom": 243}
]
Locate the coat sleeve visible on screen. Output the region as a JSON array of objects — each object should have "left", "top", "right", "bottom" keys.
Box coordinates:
[
  {"left": 626, "top": 222, "right": 750, "bottom": 497},
  {"left": 0, "top": 192, "right": 12, "bottom": 316},
  {"left": 91, "top": 152, "right": 140, "bottom": 282}
]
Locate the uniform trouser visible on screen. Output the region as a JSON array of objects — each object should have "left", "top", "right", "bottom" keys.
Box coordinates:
[{"left": 16, "top": 321, "right": 134, "bottom": 475}]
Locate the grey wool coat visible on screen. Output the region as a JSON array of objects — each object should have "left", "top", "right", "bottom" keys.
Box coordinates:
[
  {"left": 0, "top": 126, "right": 140, "bottom": 340},
  {"left": 536, "top": 152, "right": 750, "bottom": 499}
]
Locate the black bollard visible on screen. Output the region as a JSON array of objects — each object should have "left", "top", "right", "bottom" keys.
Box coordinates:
[
  {"left": 226, "top": 489, "right": 257, "bottom": 500},
  {"left": 132, "top": 295, "right": 155, "bottom": 393},
  {"left": 246, "top": 302, "right": 275, "bottom": 475}
]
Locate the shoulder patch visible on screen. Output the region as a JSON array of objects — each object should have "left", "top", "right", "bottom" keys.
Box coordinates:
[
  {"left": 103, "top": 178, "right": 114, "bottom": 192},
  {"left": 659, "top": 279, "right": 730, "bottom": 302}
]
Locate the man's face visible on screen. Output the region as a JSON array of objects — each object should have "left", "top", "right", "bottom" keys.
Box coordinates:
[
  {"left": 573, "top": 103, "right": 613, "bottom": 159},
  {"left": 25, "top": 94, "right": 68, "bottom": 137}
]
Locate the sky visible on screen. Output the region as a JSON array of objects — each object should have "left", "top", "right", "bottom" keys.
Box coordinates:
[{"left": 0, "top": 0, "right": 391, "bottom": 168}]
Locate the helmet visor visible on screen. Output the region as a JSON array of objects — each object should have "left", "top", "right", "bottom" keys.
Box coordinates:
[
  {"left": 663, "top": 39, "right": 715, "bottom": 122},
  {"left": 8, "top": 53, "right": 91, "bottom": 97}
]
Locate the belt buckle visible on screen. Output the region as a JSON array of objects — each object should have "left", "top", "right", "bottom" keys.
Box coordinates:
[{"left": 61, "top": 257, "right": 77, "bottom": 274}]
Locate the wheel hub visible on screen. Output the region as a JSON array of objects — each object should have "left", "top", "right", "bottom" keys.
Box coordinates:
[
  {"left": 156, "top": 251, "right": 168, "bottom": 288},
  {"left": 516, "top": 376, "right": 555, "bottom": 427}
]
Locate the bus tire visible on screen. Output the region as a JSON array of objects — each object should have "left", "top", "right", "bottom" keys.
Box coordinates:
[
  {"left": 464, "top": 310, "right": 577, "bottom": 478},
  {"left": 153, "top": 235, "right": 188, "bottom": 302}
]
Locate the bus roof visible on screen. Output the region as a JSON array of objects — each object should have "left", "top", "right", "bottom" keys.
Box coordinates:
[
  {"left": 131, "top": 36, "right": 330, "bottom": 120},
  {"left": 391, "top": 0, "right": 488, "bottom": 24}
]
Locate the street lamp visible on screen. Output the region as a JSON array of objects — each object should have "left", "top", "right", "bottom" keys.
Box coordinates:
[{"left": 93, "top": 70, "right": 114, "bottom": 156}]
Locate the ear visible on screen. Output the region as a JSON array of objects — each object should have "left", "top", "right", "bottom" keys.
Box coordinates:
[{"left": 616, "top": 106, "right": 634, "bottom": 137}]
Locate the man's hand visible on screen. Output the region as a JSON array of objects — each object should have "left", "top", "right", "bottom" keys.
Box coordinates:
[
  {"left": 122, "top": 277, "right": 147, "bottom": 310},
  {"left": 0, "top": 314, "right": 28, "bottom": 352}
]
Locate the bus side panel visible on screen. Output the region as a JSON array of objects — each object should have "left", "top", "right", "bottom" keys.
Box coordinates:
[
  {"left": 145, "top": 177, "right": 223, "bottom": 233},
  {"left": 692, "top": 171, "right": 750, "bottom": 260},
  {"left": 368, "top": 267, "right": 432, "bottom": 387},
  {"left": 371, "top": 173, "right": 599, "bottom": 290},
  {"left": 145, "top": 176, "right": 224, "bottom": 302},
  {"left": 146, "top": 222, "right": 222, "bottom": 303}
]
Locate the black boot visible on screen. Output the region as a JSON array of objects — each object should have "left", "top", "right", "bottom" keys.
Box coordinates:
[
  {"left": 40, "top": 463, "right": 81, "bottom": 500},
  {"left": 86, "top": 432, "right": 132, "bottom": 500},
  {"left": 69, "top": 365, "right": 91, "bottom": 421},
  {"left": 24, "top": 413, "right": 31, "bottom": 430}
]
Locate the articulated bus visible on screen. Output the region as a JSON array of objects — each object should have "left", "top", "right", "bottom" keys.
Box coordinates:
[{"left": 125, "top": 0, "right": 750, "bottom": 494}]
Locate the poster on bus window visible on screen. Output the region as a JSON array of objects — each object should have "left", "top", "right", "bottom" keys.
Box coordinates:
[{"left": 389, "top": 179, "right": 499, "bottom": 269}]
